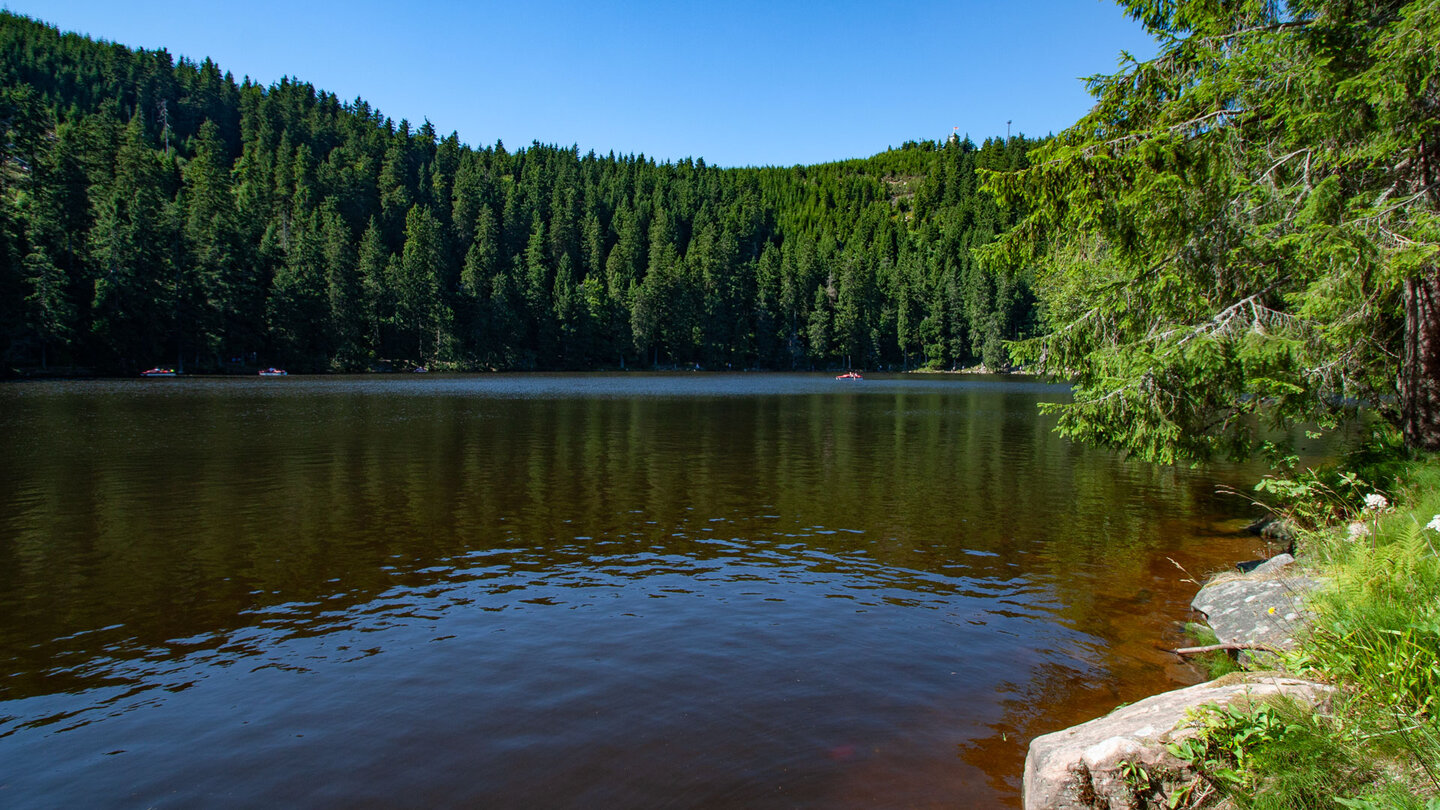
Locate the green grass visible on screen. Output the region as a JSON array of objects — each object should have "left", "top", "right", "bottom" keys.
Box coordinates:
[
  {"left": 1303, "top": 462, "right": 1440, "bottom": 721},
  {"left": 1172, "top": 447, "right": 1440, "bottom": 807}
]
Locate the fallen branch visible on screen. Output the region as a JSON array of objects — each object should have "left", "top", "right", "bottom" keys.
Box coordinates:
[{"left": 1169, "top": 642, "right": 1281, "bottom": 656}]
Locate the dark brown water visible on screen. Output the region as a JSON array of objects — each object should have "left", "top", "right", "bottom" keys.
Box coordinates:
[{"left": 0, "top": 373, "right": 1278, "bottom": 808}]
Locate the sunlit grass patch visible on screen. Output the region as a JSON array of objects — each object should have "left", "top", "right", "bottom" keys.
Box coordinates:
[{"left": 1178, "top": 451, "right": 1440, "bottom": 806}]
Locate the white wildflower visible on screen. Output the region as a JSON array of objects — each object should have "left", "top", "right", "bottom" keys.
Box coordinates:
[
  {"left": 1363, "top": 493, "right": 1389, "bottom": 513},
  {"left": 1427, "top": 514, "right": 1440, "bottom": 534},
  {"left": 1346, "top": 521, "right": 1370, "bottom": 541}
]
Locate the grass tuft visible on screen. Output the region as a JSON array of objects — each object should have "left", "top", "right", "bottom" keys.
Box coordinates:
[{"left": 1173, "top": 442, "right": 1440, "bottom": 806}]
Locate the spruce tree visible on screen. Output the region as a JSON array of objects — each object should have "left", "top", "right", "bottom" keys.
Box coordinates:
[{"left": 984, "top": 0, "right": 1440, "bottom": 460}]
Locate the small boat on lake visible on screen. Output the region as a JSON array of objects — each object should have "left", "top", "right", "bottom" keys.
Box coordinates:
[
  {"left": 140, "top": 367, "right": 177, "bottom": 377},
  {"left": 259, "top": 368, "right": 287, "bottom": 376},
  {"left": 835, "top": 370, "right": 863, "bottom": 380}
]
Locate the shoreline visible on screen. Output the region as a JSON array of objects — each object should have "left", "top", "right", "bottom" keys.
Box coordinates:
[
  {"left": 1020, "top": 535, "right": 1322, "bottom": 808},
  {"left": 5, "top": 365, "right": 1040, "bottom": 381}
]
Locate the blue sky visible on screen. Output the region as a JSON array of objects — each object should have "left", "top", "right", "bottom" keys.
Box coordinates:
[{"left": 6, "top": 1, "right": 1158, "bottom": 167}]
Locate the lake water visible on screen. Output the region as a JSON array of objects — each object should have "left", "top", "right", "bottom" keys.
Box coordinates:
[{"left": 0, "top": 373, "right": 1282, "bottom": 807}]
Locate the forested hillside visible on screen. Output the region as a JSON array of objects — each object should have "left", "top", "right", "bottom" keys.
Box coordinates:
[{"left": 0, "top": 12, "right": 1035, "bottom": 374}]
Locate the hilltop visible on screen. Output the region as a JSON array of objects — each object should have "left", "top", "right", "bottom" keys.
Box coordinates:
[{"left": 0, "top": 11, "right": 1036, "bottom": 374}]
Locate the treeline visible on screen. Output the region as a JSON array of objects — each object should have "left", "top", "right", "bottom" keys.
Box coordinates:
[{"left": 0, "top": 12, "right": 1035, "bottom": 374}]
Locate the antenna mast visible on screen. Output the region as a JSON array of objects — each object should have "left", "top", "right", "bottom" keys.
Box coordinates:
[{"left": 158, "top": 99, "right": 171, "bottom": 154}]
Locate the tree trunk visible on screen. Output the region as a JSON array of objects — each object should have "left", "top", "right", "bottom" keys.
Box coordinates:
[{"left": 1401, "top": 268, "right": 1440, "bottom": 451}]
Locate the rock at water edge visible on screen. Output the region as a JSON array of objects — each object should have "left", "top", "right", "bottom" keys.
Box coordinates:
[{"left": 1023, "top": 676, "right": 1334, "bottom": 810}]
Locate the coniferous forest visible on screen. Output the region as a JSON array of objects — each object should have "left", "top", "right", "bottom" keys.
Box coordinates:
[{"left": 0, "top": 12, "right": 1036, "bottom": 375}]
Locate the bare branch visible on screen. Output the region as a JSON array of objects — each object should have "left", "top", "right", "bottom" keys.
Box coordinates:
[
  {"left": 1168, "top": 642, "right": 1281, "bottom": 656},
  {"left": 1259, "top": 149, "right": 1312, "bottom": 184}
]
